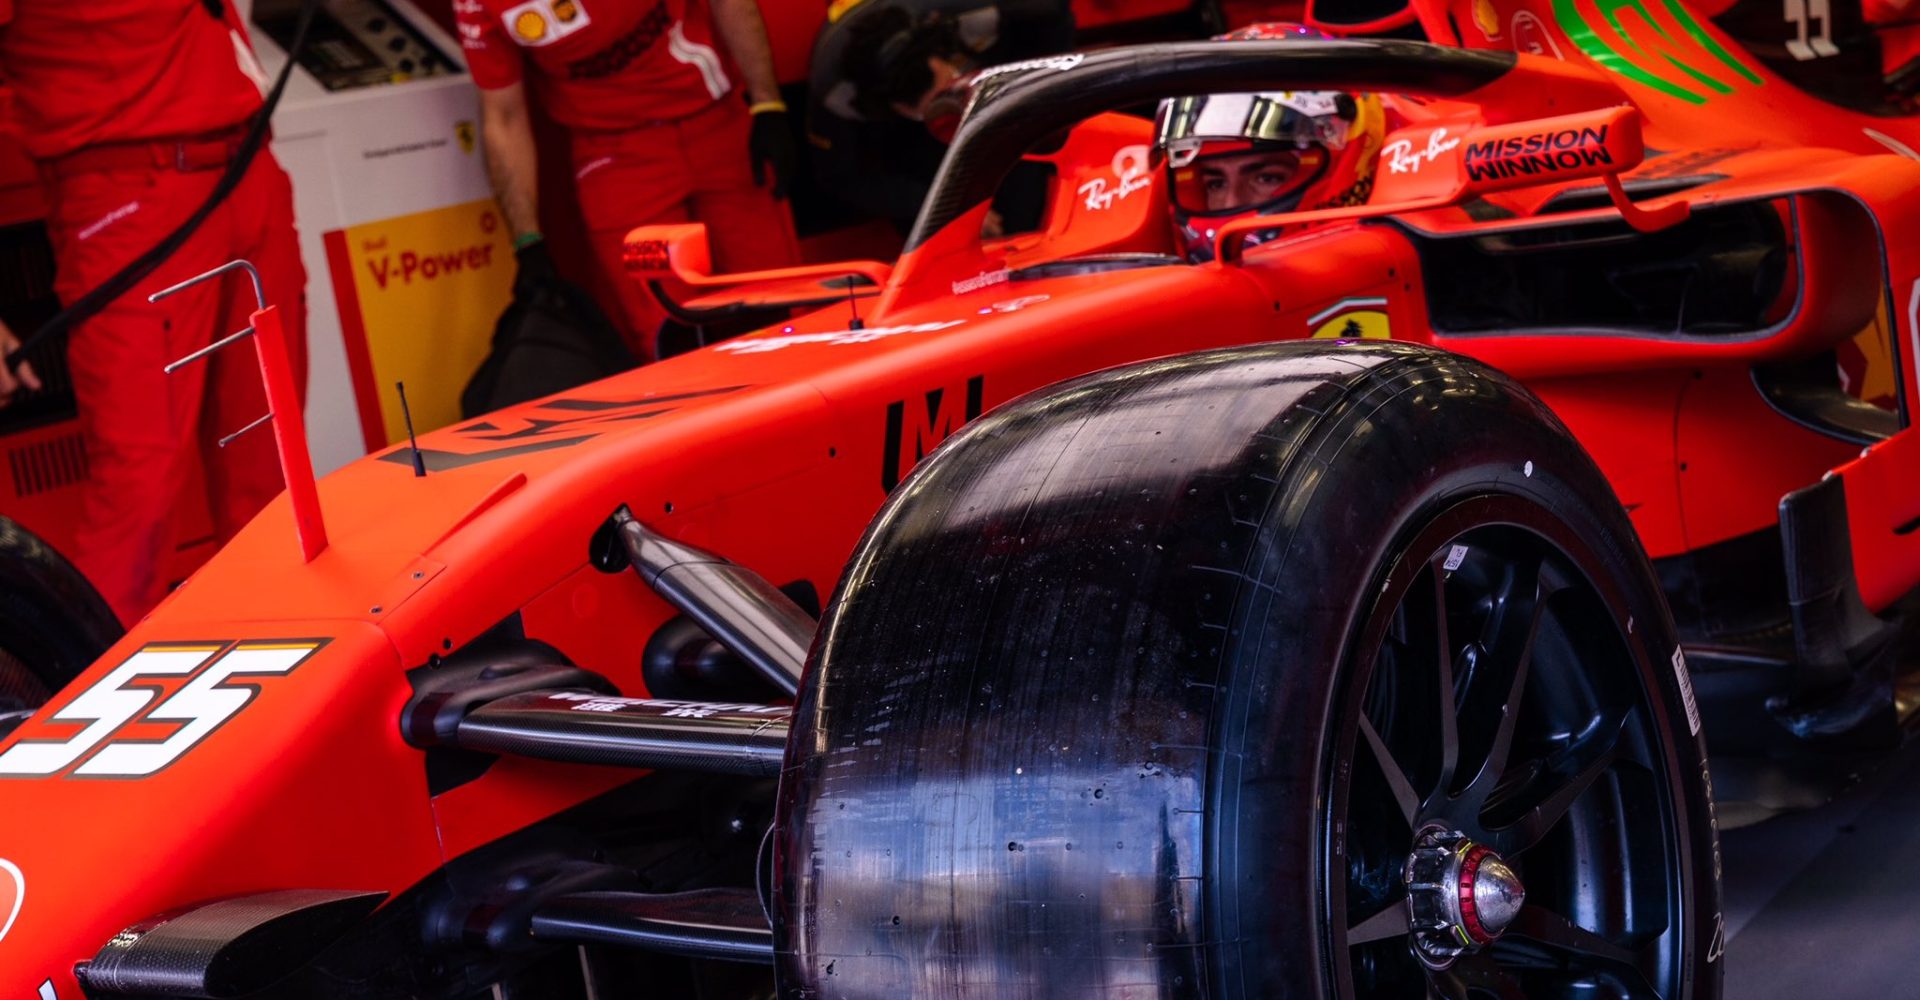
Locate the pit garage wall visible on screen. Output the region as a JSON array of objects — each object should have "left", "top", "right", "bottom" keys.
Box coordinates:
[{"left": 244, "top": 0, "right": 511, "bottom": 475}]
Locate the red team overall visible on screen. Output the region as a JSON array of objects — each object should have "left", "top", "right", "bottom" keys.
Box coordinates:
[
  {"left": 456, "top": 0, "right": 800, "bottom": 358},
  {"left": 0, "top": 0, "right": 307, "bottom": 625}
]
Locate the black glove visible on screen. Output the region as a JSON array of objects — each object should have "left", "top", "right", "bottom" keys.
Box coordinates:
[
  {"left": 748, "top": 108, "right": 797, "bottom": 201},
  {"left": 513, "top": 237, "right": 561, "bottom": 301}
]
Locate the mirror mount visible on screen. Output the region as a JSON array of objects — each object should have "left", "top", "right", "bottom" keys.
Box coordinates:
[
  {"left": 1603, "top": 173, "right": 1691, "bottom": 232},
  {"left": 623, "top": 222, "right": 891, "bottom": 295}
]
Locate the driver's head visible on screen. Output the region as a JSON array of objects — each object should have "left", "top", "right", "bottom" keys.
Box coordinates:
[{"left": 1154, "top": 23, "right": 1385, "bottom": 262}]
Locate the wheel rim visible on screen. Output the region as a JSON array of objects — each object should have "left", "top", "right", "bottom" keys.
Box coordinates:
[{"left": 1326, "top": 495, "right": 1691, "bottom": 999}]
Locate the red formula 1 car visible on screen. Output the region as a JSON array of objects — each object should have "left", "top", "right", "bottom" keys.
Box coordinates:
[{"left": 3, "top": 0, "right": 1919, "bottom": 995}]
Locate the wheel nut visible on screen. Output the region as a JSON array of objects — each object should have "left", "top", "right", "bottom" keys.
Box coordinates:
[
  {"left": 1405, "top": 829, "right": 1525, "bottom": 968},
  {"left": 1459, "top": 847, "right": 1523, "bottom": 942}
]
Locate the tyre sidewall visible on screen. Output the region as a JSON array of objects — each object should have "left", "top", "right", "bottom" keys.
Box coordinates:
[{"left": 0, "top": 516, "right": 122, "bottom": 696}]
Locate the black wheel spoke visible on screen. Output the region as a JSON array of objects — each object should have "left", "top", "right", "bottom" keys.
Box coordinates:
[
  {"left": 1501, "top": 904, "right": 1663, "bottom": 997},
  {"left": 1358, "top": 714, "right": 1420, "bottom": 824},
  {"left": 1505, "top": 904, "right": 1633, "bottom": 963},
  {"left": 1335, "top": 510, "right": 1688, "bottom": 1000},
  {"left": 1436, "top": 952, "right": 1526, "bottom": 1000},
  {"left": 1464, "top": 558, "right": 1546, "bottom": 805},
  {"left": 1493, "top": 714, "right": 1628, "bottom": 855},
  {"left": 1428, "top": 558, "right": 1460, "bottom": 802},
  {"left": 1347, "top": 900, "right": 1410, "bottom": 945}
]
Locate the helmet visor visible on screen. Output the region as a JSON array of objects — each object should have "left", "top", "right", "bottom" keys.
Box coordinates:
[
  {"left": 1169, "top": 145, "right": 1329, "bottom": 216},
  {"left": 1156, "top": 92, "right": 1350, "bottom": 153}
]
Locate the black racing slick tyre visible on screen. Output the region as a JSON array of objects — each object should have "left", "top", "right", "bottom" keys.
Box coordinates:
[
  {"left": 774, "top": 343, "right": 1722, "bottom": 999},
  {"left": 0, "top": 516, "right": 122, "bottom": 735}
]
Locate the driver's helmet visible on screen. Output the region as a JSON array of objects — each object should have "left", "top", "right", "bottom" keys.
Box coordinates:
[{"left": 1154, "top": 23, "right": 1385, "bottom": 262}]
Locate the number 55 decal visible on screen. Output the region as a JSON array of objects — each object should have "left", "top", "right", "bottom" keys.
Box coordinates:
[{"left": 0, "top": 641, "right": 325, "bottom": 779}]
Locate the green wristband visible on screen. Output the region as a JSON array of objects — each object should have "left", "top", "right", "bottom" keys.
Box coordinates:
[{"left": 513, "top": 232, "right": 544, "bottom": 250}]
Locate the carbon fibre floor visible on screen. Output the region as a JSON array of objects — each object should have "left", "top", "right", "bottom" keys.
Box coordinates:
[{"left": 1722, "top": 737, "right": 1920, "bottom": 996}]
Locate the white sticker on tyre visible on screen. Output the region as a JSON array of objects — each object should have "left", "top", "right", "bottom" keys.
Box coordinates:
[{"left": 1672, "top": 646, "right": 1701, "bottom": 735}]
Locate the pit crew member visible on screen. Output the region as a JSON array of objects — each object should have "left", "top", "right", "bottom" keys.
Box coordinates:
[
  {"left": 458, "top": 0, "right": 800, "bottom": 360},
  {"left": 0, "top": 0, "right": 308, "bottom": 625},
  {"left": 809, "top": 0, "right": 1075, "bottom": 233}
]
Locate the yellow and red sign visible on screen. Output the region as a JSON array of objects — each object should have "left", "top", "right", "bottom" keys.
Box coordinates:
[{"left": 323, "top": 199, "right": 514, "bottom": 451}]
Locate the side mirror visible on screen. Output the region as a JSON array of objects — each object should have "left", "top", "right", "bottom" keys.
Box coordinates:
[
  {"left": 622, "top": 222, "right": 714, "bottom": 285},
  {"left": 1372, "top": 106, "right": 1646, "bottom": 203},
  {"left": 621, "top": 221, "right": 894, "bottom": 321},
  {"left": 1216, "top": 105, "right": 1686, "bottom": 261},
  {"left": 1372, "top": 105, "right": 1686, "bottom": 231}
]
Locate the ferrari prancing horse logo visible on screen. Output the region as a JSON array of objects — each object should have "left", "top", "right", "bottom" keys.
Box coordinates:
[{"left": 1309, "top": 297, "right": 1392, "bottom": 340}]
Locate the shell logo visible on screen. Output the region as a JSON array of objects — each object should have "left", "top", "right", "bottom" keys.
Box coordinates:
[
  {"left": 502, "top": 0, "right": 588, "bottom": 46},
  {"left": 0, "top": 859, "right": 21, "bottom": 943},
  {"left": 513, "top": 9, "right": 548, "bottom": 41},
  {"left": 1473, "top": 0, "right": 1501, "bottom": 38}
]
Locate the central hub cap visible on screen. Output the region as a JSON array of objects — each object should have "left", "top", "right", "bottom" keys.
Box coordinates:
[{"left": 1404, "top": 829, "right": 1525, "bottom": 968}]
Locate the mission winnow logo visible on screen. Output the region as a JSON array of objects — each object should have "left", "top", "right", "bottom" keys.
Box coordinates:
[{"left": 1464, "top": 125, "right": 1613, "bottom": 182}]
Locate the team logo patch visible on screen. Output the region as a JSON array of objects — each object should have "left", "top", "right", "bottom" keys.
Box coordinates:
[
  {"left": 1076, "top": 145, "right": 1152, "bottom": 212},
  {"left": 503, "top": 0, "right": 590, "bottom": 46}
]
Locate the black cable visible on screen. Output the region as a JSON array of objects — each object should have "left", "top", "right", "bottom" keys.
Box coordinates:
[{"left": 2, "top": 0, "right": 318, "bottom": 372}]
